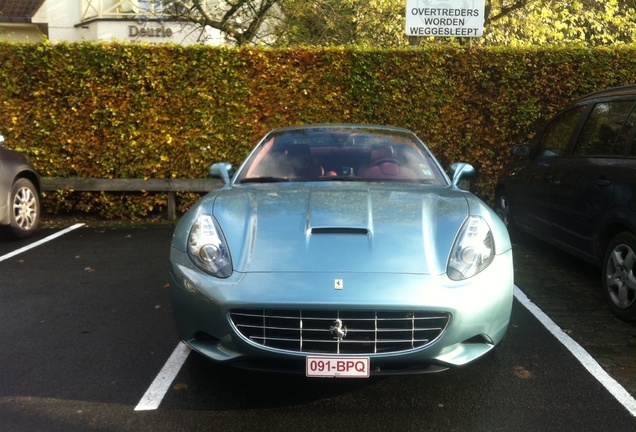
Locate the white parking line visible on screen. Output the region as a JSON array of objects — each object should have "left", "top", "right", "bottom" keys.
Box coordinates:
[
  {"left": 0, "top": 223, "right": 85, "bottom": 263},
  {"left": 135, "top": 287, "right": 636, "bottom": 415},
  {"left": 514, "top": 286, "right": 636, "bottom": 417},
  {"left": 135, "top": 341, "right": 191, "bottom": 411}
]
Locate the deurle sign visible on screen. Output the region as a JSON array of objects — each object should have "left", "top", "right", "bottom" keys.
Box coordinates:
[{"left": 406, "top": 0, "right": 485, "bottom": 38}]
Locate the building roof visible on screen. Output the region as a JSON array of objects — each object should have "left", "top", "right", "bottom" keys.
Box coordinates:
[{"left": 0, "top": 0, "right": 45, "bottom": 22}]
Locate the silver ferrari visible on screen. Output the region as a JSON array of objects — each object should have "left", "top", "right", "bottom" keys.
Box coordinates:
[{"left": 169, "top": 124, "right": 513, "bottom": 377}]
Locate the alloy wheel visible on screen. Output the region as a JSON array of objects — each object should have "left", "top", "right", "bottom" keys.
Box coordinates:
[
  {"left": 12, "top": 182, "right": 38, "bottom": 232},
  {"left": 604, "top": 235, "right": 636, "bottom": 319}
]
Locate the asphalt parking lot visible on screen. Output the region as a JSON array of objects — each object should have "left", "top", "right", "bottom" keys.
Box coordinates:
[
  {"left": 511, "top": 232, "right": 636, "bottom": 398},
  {"left": 1, "top": 219, "right": 635, "bottom": 431}
]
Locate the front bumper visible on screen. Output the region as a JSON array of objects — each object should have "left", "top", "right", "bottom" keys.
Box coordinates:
[{"left": 169, "top": 247, "right": 513, "bottom": 374}]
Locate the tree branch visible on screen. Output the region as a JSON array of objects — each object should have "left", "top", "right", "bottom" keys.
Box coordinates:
[{"left": 486, "top": 0, "right": 537, "bottom": 24}]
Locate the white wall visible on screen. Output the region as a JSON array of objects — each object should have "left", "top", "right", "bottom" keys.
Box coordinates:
[
  {"left": 8, "top": 0, "right": 225, "bottom": 45},
  {"left": 32, "top": 0, "right": 84, "bottom": 42}
]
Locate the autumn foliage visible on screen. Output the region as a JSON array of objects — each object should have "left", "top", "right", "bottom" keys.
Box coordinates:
[{"left": 1, "top": 42, "right": 635, "bottom": 218}]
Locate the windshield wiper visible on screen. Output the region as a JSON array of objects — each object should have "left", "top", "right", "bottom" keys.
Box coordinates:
[{"left": 240, "top": 177, "right": 290, "bottom": 184}]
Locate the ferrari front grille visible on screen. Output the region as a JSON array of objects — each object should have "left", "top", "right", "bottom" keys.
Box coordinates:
[{"left": 229, "top": 309, "right": 450, "bottom": 355}]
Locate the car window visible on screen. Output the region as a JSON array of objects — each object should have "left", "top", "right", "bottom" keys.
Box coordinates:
[
  {"left": 537, "top": 106, "right": 586, "bottom": 157},
  {"left": 236, "top": 127, "right": 448, "bottom": 184},
  {"left": 617, "top": 104, "right": 636, "bottom": 157},
  {"left": 573, "top": 100, "right": 636, "bottom": 156}
]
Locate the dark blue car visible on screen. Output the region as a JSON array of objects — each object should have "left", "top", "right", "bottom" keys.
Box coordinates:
[{"left": 496, "top": 85, "right": 636, "bottom": 321}]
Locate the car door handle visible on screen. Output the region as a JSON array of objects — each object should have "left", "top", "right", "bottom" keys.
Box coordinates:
[{"left": 596, "top": 179, "right": 611, "bottom": 187}]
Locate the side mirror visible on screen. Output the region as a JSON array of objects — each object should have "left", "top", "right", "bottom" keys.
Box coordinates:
[
  {"left": 209, "top": 162, "right": 234, "bottom": 185},
  {"left": 449, "top": 162, "right": 475, "bottom": 190},
  {"left": 511, "top": 143, "right": 532, "bottom": 157}
]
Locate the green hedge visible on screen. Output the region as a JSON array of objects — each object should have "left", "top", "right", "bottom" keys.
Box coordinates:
[{"left": 1, "top": 42, "right": 635, "bottom": 218}]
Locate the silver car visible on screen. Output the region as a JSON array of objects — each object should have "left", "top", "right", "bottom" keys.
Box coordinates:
[
  {"left": 169, "top": 124, "right": 513, "bottom": 377},
  {"left": 0, "top": 135, "right": 41, "bottom": 239}
]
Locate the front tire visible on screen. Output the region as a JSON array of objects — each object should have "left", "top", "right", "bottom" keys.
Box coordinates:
[
  {"left": 602, "top": 232, "right": 636, "bottom": 322},
  {"left": 7, "top": 178, "right": 40, "bottom": 239}
]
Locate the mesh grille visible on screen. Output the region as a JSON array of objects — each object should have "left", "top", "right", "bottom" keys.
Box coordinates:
[{"left": 230, "top": 309, "right": 450, "bottom": 355}]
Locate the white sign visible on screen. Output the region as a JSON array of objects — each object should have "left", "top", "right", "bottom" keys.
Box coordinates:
[{"left": 406, "top": 0, "right": 485, "bottom": 38}]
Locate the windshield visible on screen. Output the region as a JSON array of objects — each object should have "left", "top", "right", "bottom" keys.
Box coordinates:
[{"left": 236, "top": 126, "right": 447, "bottom": 185}]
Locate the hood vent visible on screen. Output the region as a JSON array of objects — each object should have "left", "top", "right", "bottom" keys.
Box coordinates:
[{"left": 311, "top": 227, "right": 369, "bottom": 235}]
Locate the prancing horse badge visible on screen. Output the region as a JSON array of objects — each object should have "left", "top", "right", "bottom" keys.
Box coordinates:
[{"left": 334, "top": 279, "right": 343, "bottom": 290}]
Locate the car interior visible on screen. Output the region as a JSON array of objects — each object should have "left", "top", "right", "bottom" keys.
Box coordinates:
[{"left": 240, "top": 131, "right": 443, "bottom": 183}]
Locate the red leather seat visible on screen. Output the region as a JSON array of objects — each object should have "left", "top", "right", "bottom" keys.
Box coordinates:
[{"left": 361, "top": 162, "right": 419, "bottom": 180}]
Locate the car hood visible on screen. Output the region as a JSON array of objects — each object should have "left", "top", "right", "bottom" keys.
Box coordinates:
[{"left": 209, "top": 183, "right": 471, "bottom": 275}]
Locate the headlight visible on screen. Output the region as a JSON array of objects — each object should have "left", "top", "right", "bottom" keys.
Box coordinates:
[
  {"left": 187, "top": 214, "right": 233, "bottom": 278},
  {"left": 447, "top": 216, "right": 495, "bottom": 281}
]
